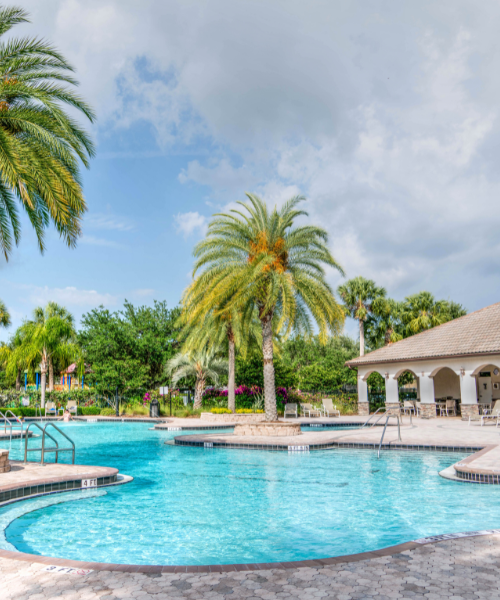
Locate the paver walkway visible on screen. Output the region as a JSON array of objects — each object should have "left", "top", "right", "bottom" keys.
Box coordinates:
[{"left": 2, "top": 534, "right": 500, "bottom": 599}]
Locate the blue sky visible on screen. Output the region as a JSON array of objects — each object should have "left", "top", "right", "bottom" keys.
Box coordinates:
[{"left": 1, "top": 0, "right": 500, "bottom": 341}]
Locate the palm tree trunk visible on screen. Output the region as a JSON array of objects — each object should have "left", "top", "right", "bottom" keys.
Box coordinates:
[
  {"left": 41, "top": 371, "right": 47, "bottom": 408},
  {"left": 49, "top": 357, "right": 54, "bottom": 391},
  {"left": 384, "top": 326, "right": 392, "bottom": 346},
  {"left": 228, "top": 329, "right": 235, "bottom": 413},
  {"left": 193, "top": 377, "right": 205, "bottom": 409},
  {"left": 261, "top": 313, "right": 277, "bottom": 421},
  {"left": 15, "top": 370, "right": 20, "bottom": 391},
  {"left": 359, "top": 319, "right": 365, "bottom": 356}
]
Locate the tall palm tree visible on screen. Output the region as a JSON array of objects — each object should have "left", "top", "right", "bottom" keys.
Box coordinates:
[
  {"left": 13, "top": 302, "right": 77, "bottom": 406},
  {"left": 31, "top": 301, "right": 76, "bottom": 390},
  {"left": 338, "top": 277, "right": 386, "bottom": 356},
  {"left": 0, "top": 7, "right": 95, "bottom": 259},
  {"left": 165, "top": 348, "right": 228, "bottom": 409},
  {"left": 188, "top": 193, "right": 345, "bottom": 421},
  {"left": 365, "top": 297, "right": 405, "bottom": 349},
  {"left": 402, "top": 291, "right": 451, "bottom": 335}
]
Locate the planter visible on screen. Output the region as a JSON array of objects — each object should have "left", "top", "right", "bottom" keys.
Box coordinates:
[
  {"left": 201, "top": 412, "right": 267, "bottom": 423},
  {"left": 233, "top": 422, "right": 301, "bottom": 436},
  {"left": 0, "top": 449, "right": 10, "bottom": 473}
]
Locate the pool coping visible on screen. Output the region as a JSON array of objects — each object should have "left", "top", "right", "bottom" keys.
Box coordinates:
[{"left": 1, "top": 530, "right": 499, "bottom": 573}]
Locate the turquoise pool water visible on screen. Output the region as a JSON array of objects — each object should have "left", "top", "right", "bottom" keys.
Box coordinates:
[{"left": 1, "top": 422, "right": 499, "bottom": 565}]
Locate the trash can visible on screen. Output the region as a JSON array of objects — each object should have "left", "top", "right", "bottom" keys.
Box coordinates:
[{"left": 150, "top": 398, "right": 160, "bottom": 418}]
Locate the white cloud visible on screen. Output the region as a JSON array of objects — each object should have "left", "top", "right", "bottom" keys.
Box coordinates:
[
  {"left": 85, "top": 214, "right": 134, "bottom": 231},
  {"left": 130, "top": 288, "right": 155, "bottom": 298},
  {"left": 80, "top": 235, "right": 121, "bottom": 248},
  {"left": 25, "top": 285, "right": 117, "bottom": 308},
  {"left": 174, "top": 211, "right": 208, "bottom": 237}
]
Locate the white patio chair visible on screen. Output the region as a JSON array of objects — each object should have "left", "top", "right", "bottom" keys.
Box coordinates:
[
  {"left": 480, "top": 400, "right": 500, "bottom": 426},
  {"left": 283, "top": 403, "right": 298, "bottom": 419},
  {"left": 300, "top": 403, "right": 322, "bottom": 417},
  {"left": 66, "top": 400, "right": 78, "bottom": 415},
  {"left": 44, "top": 401, "right": 57, "bottom": 417},
  {"left": 402, "top": 400, "right": 415, "bottom": 416},
  {"left": 322, "top": 398, "right": 340, "bottom": 417},
  {"left": 440, "top": 399, "right": 456, "bottom": 417}
]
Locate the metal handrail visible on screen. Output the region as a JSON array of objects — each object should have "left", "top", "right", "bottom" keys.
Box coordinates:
[
  {"left": 377, "top": 414, "right": 402, "bottom": 458},
  {"left": 361, "top": 406, "right": 387, "bottom": 428},
  {"left": 3, "top": 409, "right": 23, "bottom": 435},
  {"left": 24, "top": 422, "right": 75, "bottom": 465}
]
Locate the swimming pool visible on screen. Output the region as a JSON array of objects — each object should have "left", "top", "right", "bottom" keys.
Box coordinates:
[{"left": 1, "top": 422, "right": 499, "bottom": 565}]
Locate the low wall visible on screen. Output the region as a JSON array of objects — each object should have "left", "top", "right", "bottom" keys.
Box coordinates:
[
  {"left": 0, "top": 450, "right": 10, "bottom": 474},
  {"left": 200, "top": 412, "right": 267, "bottom": 423},
  {"left": 234, "top": 422, "right": 301, "bottom": 436}
]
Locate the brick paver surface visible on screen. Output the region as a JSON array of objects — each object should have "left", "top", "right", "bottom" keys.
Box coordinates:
[{"left": 2, "top": 535, "right": 500, "bottom": 599}]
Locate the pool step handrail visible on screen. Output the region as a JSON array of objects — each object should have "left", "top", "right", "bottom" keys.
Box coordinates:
[
  {"left": 361, "top": 407, "right": 387, "bottom": 428},
  {"left": 0, "top": 409, "right": 24, "bottom": 442},
  {"left": 377, "top": 414, "right": 402, "bottom": 459},
  {"left": 24, "top": 422, "right": 75, "bottom": 465}
]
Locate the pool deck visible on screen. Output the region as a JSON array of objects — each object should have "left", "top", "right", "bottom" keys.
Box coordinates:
[{"left": 2, "top": 533, "right": 500, "bottom": 599}]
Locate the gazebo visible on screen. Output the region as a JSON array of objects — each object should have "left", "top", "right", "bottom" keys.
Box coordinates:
[
  {"left": 346, "top": 302, "right": 500, "bottom": 418},
  {"left": 60, "top": 363, "right": 91, "bottom": 390}
]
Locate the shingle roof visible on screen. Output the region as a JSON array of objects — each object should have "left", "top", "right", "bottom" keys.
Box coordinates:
[{"left": 346, "top": 302, "right": 500, "bottom": 367}]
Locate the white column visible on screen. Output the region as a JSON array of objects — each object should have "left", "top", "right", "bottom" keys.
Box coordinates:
[
  {"left": 385, "top": 375, "right": 399, "bottom": 405},
  {"left": 460, "top": 370, "right": 478, "bottom": 405},
  {"left": 357, "top": 375, "right": 369, "bottom": 416},
  {"left": 417, "top": 373, "right": 436, "bottom": 417}
]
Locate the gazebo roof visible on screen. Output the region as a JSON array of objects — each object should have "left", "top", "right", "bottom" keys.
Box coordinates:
[{"left": 346, "top": 301, "right": 500, "bottom": 367}]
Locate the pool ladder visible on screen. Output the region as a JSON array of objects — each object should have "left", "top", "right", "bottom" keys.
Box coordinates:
[
  {"left": 0, "top": 409, "right": 24, "bottom": 442},
  {"left": 377, "top": 414, "right": 402, "bottom": 459},
  {"left": 24, "top": 422, "right": 75, "bottom": 465}
]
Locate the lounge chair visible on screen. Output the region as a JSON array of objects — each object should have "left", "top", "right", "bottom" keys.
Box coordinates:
[
  {"left": 284, "top": 403, "right": 298, "bottom": 418},
  {"left": 300, "top": 403, "right": 322, "bottom": 417},
  {"left": 480, "top": 400, "right": 500, "bottom": 426},
  {"left": 402, "top": 400, "right": 415, "bottom": 416},
  {"left": 322, "top": 398, "right": 340, "bottom": 417},
  {"left": 66, "top": 400, "right": 78, "bottom": 416},
  {"left": 45, "top": 402, "right": 56, "bottom": 417}
]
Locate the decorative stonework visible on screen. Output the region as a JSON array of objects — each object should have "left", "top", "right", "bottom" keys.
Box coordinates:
[
  {"left": 358, "top": 402, "right": 369, "bottom": 416},
  {"left": 233, "top": 422, "right": 301, "bottom": 436},
  {"left": 200, "top": 412, "right": 267, "bottom": 423},
  {"left": 385, "top": 403, "right": 401, "bottom": 415},
  {"left": 460, "top": 404, "right": 479, "bottom": 418},
  {"left": 419, "top": 403, "right": 436, "bottom": 419},
  {"left": 0, "top": 449, "right": 10, "bottom": 474}
]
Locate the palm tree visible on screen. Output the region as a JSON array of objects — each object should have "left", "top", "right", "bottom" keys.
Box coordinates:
[
  {"left": 365, "top": 297, "right": 405, "bottom": 349},
  {"left": 31, "top": 301, "right": 76, "bottom": 390},
  {"left": 0, "top": 298, "right": 10, "bottom": 327},
  {"left": 165, "top": 348, "right": 228, "bottom": 409},
  {"left": 338, "top": 277, "right": 386, "bottom": 356},
  {"left": 0, "top": 7, "right": 95, "bottom": 260},
  {"left": 402, "top": 291, "right": 451, "bottom": 335},
  {"left": 188, "top": 193, "right": 345, "bottom": 421},
  {"left": 13, "top": 302, "right": 77, "bottom": 406}
]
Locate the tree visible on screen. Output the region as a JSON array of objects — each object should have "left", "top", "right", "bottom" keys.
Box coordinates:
[
  {"left": 31, "top": 301, "right": 75, "bottom": 390},
  {"left": 79, "top": 301, "right": 180, "bottom": 396},
  {"left": 14, "top": 304, "right": 77, "bottom": 406},
  {"left": 188, "top": 193, "right": 345, "bottom": 420},
  {"left": 402, "top": 291, "right": 451, "bottom": 335},
  {"left": 338, "top": 277, "right": 386, "bottom": 356},
  {"left": 0, "top": 6, "right": 95, "bottom": 259},
  {"left": 365, "top": 298, "right": 405, "bottom": 349},
  {"left": 165, "top": 349, "right": 228, "bottom": 409},
  {"left": 0, "top": 298, "right": 10, "bottom": 327}
]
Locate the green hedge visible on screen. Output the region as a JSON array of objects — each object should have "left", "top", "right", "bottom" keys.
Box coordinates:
[{"left": 4, "top": 406, "right": 102, "bottom": 417}]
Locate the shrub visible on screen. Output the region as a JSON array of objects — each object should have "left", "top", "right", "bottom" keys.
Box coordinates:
[
  {"left": 235, "top": 408, "right": 264, "bottom": 413},
  {"left": 100, "top": 408, "right": 116, "bottom": 416},
  {"left": 210, "top": 408, "right": 232, "bottom": 414},
  {"left": 80, "top": 407, "right": 101, "bottom": 415}
]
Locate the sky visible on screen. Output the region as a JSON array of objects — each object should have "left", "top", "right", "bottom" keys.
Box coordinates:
[{"left": 1, "top": 0, "right": 499, "bottom": 341}]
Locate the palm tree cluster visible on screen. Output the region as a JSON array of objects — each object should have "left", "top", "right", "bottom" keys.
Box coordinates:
[
  {"left": 338, "top": 276, "right": 467, "bottom": 354},
  {"left": 172, "top": 193, "right": 345, "bottom": 420},
  {"left": 0, "top": 301, "right": 79, "bottom": 406}
]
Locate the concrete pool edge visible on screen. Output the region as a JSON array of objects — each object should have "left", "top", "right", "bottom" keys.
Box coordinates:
[{"left": 0, "top": 530, "right": 499, "bottom": 573}]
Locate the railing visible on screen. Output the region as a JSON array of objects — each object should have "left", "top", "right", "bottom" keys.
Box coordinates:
[
  {"left": 361, "top": 407, "right": 388, "bottom": 428},
  {"left": 24, "top": 422, "right": 75, "bottom": 465},
  {"left": 0, "top": 409, "right": 24, "bottom": 442},
  {"left": 377, "top": 414, "right": 402, "bottom": 458}
]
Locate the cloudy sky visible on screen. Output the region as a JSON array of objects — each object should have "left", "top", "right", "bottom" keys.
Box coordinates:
[{"left": 1, "top": 0, "right": 499, "bottom": 340}]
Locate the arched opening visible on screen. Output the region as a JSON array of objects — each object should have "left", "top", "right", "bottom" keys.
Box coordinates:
[
  {"left": 395, "top": 369, "right": 418, "bottom": 403},
  {"left": 361, "top": 370, "right": 386, "bottom": 413},
  {"left": 473, "top": 364, "right": 500, "bottom": 407},
  {"left": 432, "top": 366, "right": 461, "bottom": 414}
]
